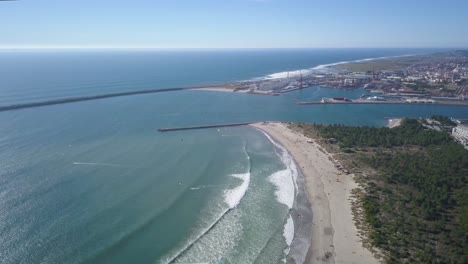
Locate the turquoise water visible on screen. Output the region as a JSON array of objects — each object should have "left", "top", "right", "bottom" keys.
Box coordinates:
[{"left": 0, "top": 49, "right": 466, "bottom": 264}]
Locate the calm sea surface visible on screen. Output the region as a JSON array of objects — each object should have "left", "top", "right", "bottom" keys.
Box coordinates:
[{"left": 0, "top": 49, "right": 466, "bottom": 264}]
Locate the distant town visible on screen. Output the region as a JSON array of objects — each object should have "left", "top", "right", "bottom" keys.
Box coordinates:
[{"left": 229, "top": 50, "right": 468, "bottom": 105}]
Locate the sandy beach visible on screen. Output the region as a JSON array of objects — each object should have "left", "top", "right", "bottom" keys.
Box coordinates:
[
  {"left": 252, "top": 122, "right": 378, "bottom": 264},
  {"left": 386, "top": 118, "right": 402, "bottom": 128}
]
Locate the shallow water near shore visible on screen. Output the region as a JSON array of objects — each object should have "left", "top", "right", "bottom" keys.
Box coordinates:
[{"left": 0, "top": 49, "right": 466, "bottom": 264}]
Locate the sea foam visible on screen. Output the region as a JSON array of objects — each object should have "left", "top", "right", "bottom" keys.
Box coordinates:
[
  {"left": 258, "top": 130, "right": 298, "bottom": 209},
  {"left": 264, "top": 69, "right": 307, "bottom": 80},
  {"left": 269, "top": 169, "right": 295, "bottom": 209},
  {"left": 284, "top": 214, "right": 295, "bottom": 247},
  {"left": 224, "top": 173, "right": 251, "bottom": 209},
  {"left": 260, "top": 54, "right": 417, "bottom": 80},
  {"left": 162, "top": 143, "right": 252, "bottom": 263},
  {"left": 224, "top": 142, "right": 251, "bottom": 209},
  {"left": 281, "top": 214, "right": 295, "bottom": 263}
]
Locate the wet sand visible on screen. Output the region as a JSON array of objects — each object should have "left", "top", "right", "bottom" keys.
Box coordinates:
[{"left": 252, "top": 122, "right": 378, "bottom": 264}]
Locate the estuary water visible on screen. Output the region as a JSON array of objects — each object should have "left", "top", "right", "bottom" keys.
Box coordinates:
[{"left": 0, "top": 49, "right": 466, "bottom": 264}]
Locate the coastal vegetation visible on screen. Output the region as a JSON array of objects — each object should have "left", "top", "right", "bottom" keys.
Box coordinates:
[
  {"left": 429, "top": 115, "right": 457, "bottom": 127},
  {"left": 291, "top": 119, "right": 467, "bottom": 263},
  {"left": 336, "top": 55, "right": 423, "bottom": 72}
]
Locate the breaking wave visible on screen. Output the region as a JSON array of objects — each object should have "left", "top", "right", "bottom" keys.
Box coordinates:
[
  {"left": 224, "top": 173, "right": 251, "bottom": 209},
  {"left": 161, "top": 142, "right": 251, "bottom": 263},
  {"left": 261, "top": 53, "right": 417, "bottom": 80},
  {"left": 161, "top": 208, "right": 231, "bottom": 264},
  {"left": 283, "top": 214, "right": 295, "bottom": 258},
  {"left": 268, "top": 169, "right": 295, "bottom": 209},
  {"left": 189, "top": 185, "right": 220, "bottom": 190},
  {"left": 257, "top": 130, "right": 298, "bottom": 208},
  {"left": 255, "top": 129, "right": 300, "bottom": 262}
]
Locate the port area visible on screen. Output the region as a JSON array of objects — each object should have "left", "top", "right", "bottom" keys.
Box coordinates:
[
  {"left": 296, "top": 96, "right": 468, "bottom": 106},
  {"left": 0, "top": 84, "right": 279, "bottom": 112}
]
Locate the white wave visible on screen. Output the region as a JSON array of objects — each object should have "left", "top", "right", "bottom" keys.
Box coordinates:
[
  {"left": 163, "top": 172, "right": 248, "bottom": 263},
  {"left": 260, "top": 53, "right": 418, "bottom": 80},
  {"left": 72, "top": 162, "right": 129, "bottom": 167},
  {"left": 257, "top": 130, "right": 298, "bottom": 208},
  {"left": 190, "top": 185, "right": 219, "bottom": 191},
  {"left": 223, "top": 141, "right": 251, "bottom": 209},
  {"left": 172, "top": 208, "right": 243, "bottom": 263},
  {"left": 283, "top": 214, "right": 295, "bottom": 261},
  {"left": 161, "top": 142, "right": 251, "bottom": 263},
  {"left": 161, "top": 208, "right": 230, "bottom": 264},
  {"left": 268, "top": 169, "right": 295, "bottom": 209},
  {"left": 312, "top": 54, "right": 417, "bottom": 70},
  {"left": 264, "top": 69, "right": 306, "bottom": 80},
  {"left": 224, "top": 173, "right": 251, "bottom": 209},
  {"left": 284, "top": 214, "right": 295, "bottom": 246}
]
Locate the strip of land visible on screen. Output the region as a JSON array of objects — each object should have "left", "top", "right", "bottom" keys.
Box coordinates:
[
  {"left": 0, "top": 84, "right": 280, "bottom": 113},
  {"left": 252, "top": 122, "right": 378, "bottom": 264},
  {"left": 301, "top": 119, "right": 468, "bottom": 263}
]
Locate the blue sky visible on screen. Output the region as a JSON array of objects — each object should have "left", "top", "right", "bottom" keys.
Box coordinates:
[{"left": 1, "top": 0, "right": 467, "bottom": 48}]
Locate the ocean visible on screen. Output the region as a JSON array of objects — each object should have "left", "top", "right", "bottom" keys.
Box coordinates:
[{"left": 0, "top": 49, "right": 466, "bottom": 264}]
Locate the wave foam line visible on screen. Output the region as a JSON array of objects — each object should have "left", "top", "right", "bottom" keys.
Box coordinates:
[
  {"left": 190, "top": 185, "right": 219, "bottom": 190},
  {"left": 256, "top": 129, "right": 298, "bottom": 208},
  {"left": 224, "top": 141, "right": 252, "bottom": 209},
  {"left": 161, "top": 208, "right": 230, "bottom": 264},
  {"left": 162, "top": 141, "right": 252, "bottom": 263},
  {"left": 261, "top": 53, "right": 418, "bottom": 80},
  {"left": 312, "top": 54, "right": 417, "bottom": 70},
  {"left": 163, "top": 188, "right": 246, "bottom": 263},
  {"left": 224, "top": 172, "right": 250, "bottom": 209},
  {"left": 268, "top": 169, "right": 295, "bottom": 209},
  {"left": 254, "top": 129, "right": 300, "bottom": 261},
  {"left": 264, "top": 69, "right": 305, "bottom": 80},
  {"left": 283, "top": 214, "right": 295, "bottom": 253}
]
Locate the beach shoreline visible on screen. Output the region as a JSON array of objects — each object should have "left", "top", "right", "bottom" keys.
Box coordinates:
[{"left": 252, "top": 122, "right": 378, "bottom": 264}]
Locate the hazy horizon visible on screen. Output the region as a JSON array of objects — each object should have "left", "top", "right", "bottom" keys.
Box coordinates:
[{"left": 0, "top": 46, "right": 465, "bottom": 50}]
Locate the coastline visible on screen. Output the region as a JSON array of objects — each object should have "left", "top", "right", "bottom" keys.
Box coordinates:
[
  {"left": 252, "top": 122, "right": 378, "bottom": 264},
  {"left": 0, "top": 52, "right": 428, "bottom": 113},
  {"left": 263, "top": 53, "right": 420, "bottom": 80}
]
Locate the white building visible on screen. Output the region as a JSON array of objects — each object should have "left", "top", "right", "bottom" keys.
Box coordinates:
[
  {"left": 453, "top": 125, "right": 468, "bottom": 138},
  {"left": 405, "top": 98, "right": 435, "bottom": 103},
  {"left": 452, "top": 125, "right": 468, "bottom": 149}
]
